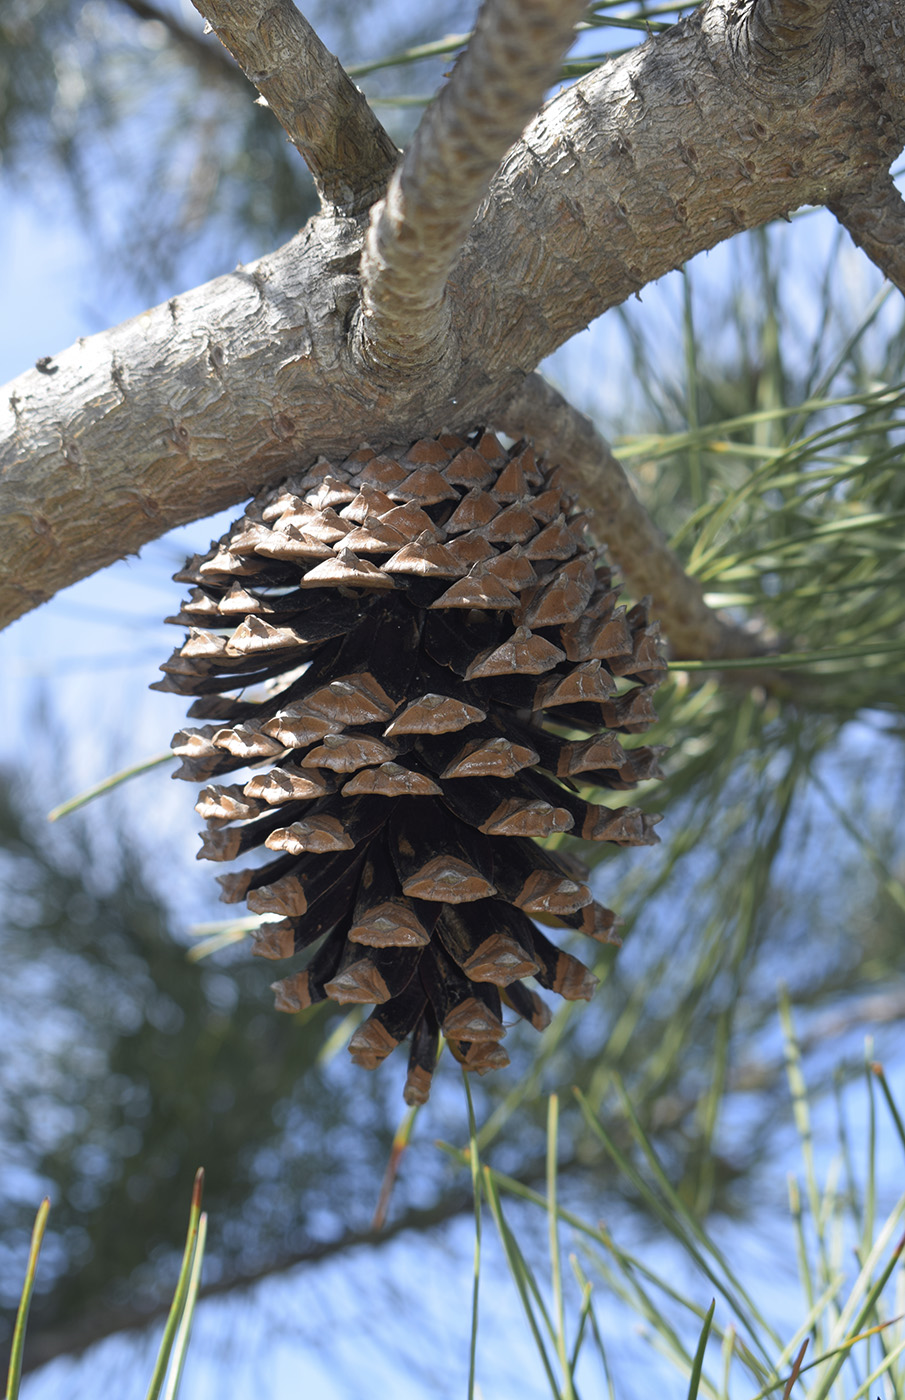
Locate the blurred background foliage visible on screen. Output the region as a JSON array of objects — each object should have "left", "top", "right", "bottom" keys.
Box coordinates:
[{"left": 1, "top": 0, "right": 904, "bottom": 1391}]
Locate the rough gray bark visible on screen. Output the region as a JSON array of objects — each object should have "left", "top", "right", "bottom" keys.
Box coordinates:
[
  {"left": 357, "top": 0, "right": 586, "bottom": 375},
  {"left": 1, "top": 0, "right": 904, "bottom": 643},
  {"left": 193, "top": 0, "right": 400, "bottom": 214},
  {"left": 746, "top": 0, "right": 835, "bottom": 54},
  {"left": 830, "top": 169, "right": 905, "bottom": 294},
  {"left": 497, "top": 377, "right": 760, "bottom": 659}
]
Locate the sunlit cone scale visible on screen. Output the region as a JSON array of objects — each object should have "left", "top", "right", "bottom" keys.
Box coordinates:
[{"left": 157, "top": 430, "right": 666, "bottom": 1103}]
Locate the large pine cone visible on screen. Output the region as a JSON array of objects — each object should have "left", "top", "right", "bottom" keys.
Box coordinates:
[{"left": 155, "top": 430, "right": 665, "bottom": 1104}]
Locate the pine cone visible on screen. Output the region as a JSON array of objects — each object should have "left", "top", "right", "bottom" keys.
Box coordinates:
[{"left": 155, "top": 430, "right": 666, "bottom": 1104}]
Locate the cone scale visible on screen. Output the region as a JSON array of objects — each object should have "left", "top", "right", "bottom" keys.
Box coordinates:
[{"left": 157, "top": 430, "right": 666, "bottom": 1103}]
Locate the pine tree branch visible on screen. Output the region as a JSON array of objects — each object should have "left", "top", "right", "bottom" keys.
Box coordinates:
[
  {"left": 498, "top": 376, "right": 761, "bottom": 661},
  {"left": 356, "top": 0, "right": 586, "bottom": 378},
  {"left": 2, "top": 1, "right": 904, "bottom": 631},
  {"left": 829, "top": 169, "right": 905, "bottom": 295},
  {"left": 746, "top": 0, "right": 835, "bottom": 56},
  {"left": 190, "top": 0, "right": 400, "bottom": 215}
]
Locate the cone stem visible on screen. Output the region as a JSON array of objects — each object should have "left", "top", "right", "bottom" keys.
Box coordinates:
[{"left": 498, "top": 374, "right": 766, "bottom": 661}]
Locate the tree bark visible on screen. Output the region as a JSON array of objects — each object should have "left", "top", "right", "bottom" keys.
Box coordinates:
[
  {"left": 497, "top": 377, "right": 761, "bottom": 659},
  {"left": 830, "top": 169, "right": 905, "bottom": 293},
  {"left": 357, "top": 0, "right": 585, "bottom": 376},
  {"left": 192, "top": 0, "right": 400, "bottom": 215},
  {"left": 1, "top": 0, "right": 903, "bottom": 634}
]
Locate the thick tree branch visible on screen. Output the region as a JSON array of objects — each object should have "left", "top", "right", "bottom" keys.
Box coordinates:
[
  {"left": 2, "top": 0, "right": 905, "bottom": 631},
  {"left": 829, "top": 168, "right": 905, "bottom": 294},
  {"left": 356, "top": 0, "right": 586, "bottom": 377},
  {"left": 747, "top": 0, "right": 835, "bottom": 57},
  {"left": 498, "top": 376, "right": 760, "bottom": 660},
  {"left": 191, "top": 0, "right": 400, "bottom": 215}
]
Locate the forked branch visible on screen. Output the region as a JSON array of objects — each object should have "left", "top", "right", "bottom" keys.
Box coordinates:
[
  {"left": 191, "top": 0, "right": 399, "bottom": 214},
  {"left": 357, "top": 0, "right": 586, "bottom": 378},
  {"left": 2, "top": 0, "right": 904, "bottom": 631},
  {"left": 498, "top": 376, "right": 762, "bottom": 661},
  {"left": 829, "top": 169, "right": 905, "bottom": 295}
]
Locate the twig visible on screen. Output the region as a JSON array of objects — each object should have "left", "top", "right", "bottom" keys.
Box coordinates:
[
  {"left": 357, "top": 0, "right": 585, "bottom": 378},
  {"left": 747, "top": 0, "right": 835, "bottom": 56},
  {"left": 117, "top": 0, "right": 242, "bottom": 83},
  {"left": 829, "top": 170, "right": 905, "bottom": 296},
  {"left": 190, "top": 0, "right": 399, "bottom": 215},
  {"left": 497, "top": 375, "right": 762, "bottom": 661}
]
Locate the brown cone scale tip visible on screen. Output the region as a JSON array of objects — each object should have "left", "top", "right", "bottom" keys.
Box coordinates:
[{"left": 157, "top": 430, "right": 666, "bottom": 1103}]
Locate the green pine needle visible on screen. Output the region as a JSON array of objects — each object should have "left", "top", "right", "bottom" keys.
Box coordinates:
[
  {"left": 144, "top": 1169, "right": 206, "bottom": 1400},
  {"left": 47, "top": 752, "right": 174, "bottom": 822},
  {"left": 686, "top": 1300, "right": 716, "bottom": 1400},
  {"left": 4, "top": 1198, "right": 50, "bottom": 1400}
]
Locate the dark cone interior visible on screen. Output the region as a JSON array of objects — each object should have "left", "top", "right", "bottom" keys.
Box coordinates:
[{"left": 157, "top": 430, "right": 666, "bottom": 1104}]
